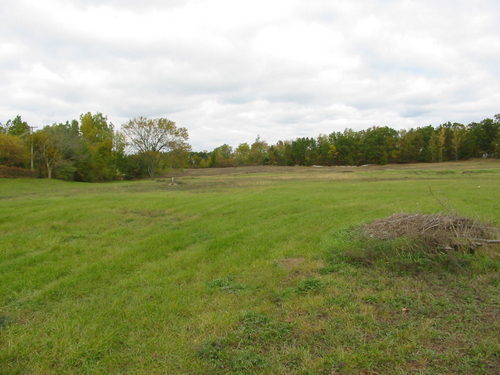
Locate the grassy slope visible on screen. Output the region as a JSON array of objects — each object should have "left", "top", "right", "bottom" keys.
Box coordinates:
[{"left": 0, "top": 161, "right": 499, "bottom": 374}]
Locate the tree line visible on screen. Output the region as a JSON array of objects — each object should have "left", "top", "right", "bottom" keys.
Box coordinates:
[
  {"left": 0, "top": 113, "right": 189, "bottom": 181},
  {"left": 1, "top": 113, "right": 499, "bottom": 180},
  {"left": 190, "top": 115, "right": 500, "bottom": 168}
]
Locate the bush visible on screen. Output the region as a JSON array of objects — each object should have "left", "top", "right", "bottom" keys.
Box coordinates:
[
  {"left": 55, "top": 160, "right": 78, "bottom": 181},
  {"left": 0, "top": 165, "right": 35, "bottom": 178},
  {"left": 120, "top": 154, "right": 149, "bottom": 180},
  {"left": 197, "top": 312, "right": 294, "bottom": 373}
]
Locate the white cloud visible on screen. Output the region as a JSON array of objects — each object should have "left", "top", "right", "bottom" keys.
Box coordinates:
[{"left": 0, "top": 0, "right": 499, "bottom": 149}]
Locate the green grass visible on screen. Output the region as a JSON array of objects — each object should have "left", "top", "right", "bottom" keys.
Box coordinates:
[{"left": 1, "top": 162, "right": 499, "bottom": 374}]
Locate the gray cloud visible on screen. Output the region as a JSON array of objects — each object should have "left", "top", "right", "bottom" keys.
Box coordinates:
[{"left": 1, "top": 0, "right": 499, "bottom": 150}]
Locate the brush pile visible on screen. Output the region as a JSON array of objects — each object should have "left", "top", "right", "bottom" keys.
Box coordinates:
[{"left": 363, "top": 213, "right": 498, "bottom": 253}]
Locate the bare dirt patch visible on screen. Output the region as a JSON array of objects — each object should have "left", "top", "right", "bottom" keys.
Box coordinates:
[{"left": 278, "top": 257, "right": 305, "bottom": 269}]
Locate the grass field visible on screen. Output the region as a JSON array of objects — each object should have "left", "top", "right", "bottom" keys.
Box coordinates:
[{"left": 1, "top": 160, "right": 499, "bottom": 374}]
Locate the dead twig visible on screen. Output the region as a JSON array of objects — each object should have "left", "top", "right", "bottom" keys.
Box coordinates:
[
  {"left": 364, "top": 213, "right": 498, "bottom": 254},
  {"left": 473, "top": 239, "right": 500, "bottom": 244}
]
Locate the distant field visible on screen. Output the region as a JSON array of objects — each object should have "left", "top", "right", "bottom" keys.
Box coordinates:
[
  {"left": 163, "top": 158, "right": 500, "bottom": 177},
  {"left": 1, "top": 160, "right": 499, "bottom": 374}
]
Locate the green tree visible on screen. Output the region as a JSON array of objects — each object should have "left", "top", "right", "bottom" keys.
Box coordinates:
[
  {"left": 467, "top": 118, "right": 499, "bottom": 158},
  {"left": 413, "top": 126, "right": 435, "bottom": 162},
  {"left": 494, "top": 114, "right": 500, "bottom": 158},
  {"left": 398, "top": 129, "right": 422, "bottom": 163},
  {"left": 80, "top": 112, "right": 113, "bottom": 143},
  {"left": 429, "top": 127, "right": 446, "bottom": 162},
  {"left": 120, "top": 154, "right": 149, "bottom": 179},
  {"left": 43, "top": 121, "right": 88, "bottom": 180},
  {"left": 450, "top": 123, "right": 467, "bottom": 161},
  {"left": 0, "top": 133, "right": 28, "bottom": 167},
  {"left": 112, "top": 130, "right": 127, "bottom": 178},
  {"left": 361, "top": 126, "right": 398, "bottom": 164},
  {"left": 165, "top": 147, "right": 190, "bottom": 169},
  {"left": 209, "top": 144, "right": 233, "bottom": 167},
  {"left": 79, "top": 112, "right": 117, "bottom": 181},
  {"left": 329, "top": 130, "right": 363, "bottom": 165},
  {"left": 267, "top": 140, "right": 292, "bottom": 165},
  {"left": 290, "top": 137, "right": 317, "bottom": 165},
  {"left": 234, "top": 143, "right": 251, "bottom": 166},
  {"left": 249, "top": 136, "right": 269, "bottom": 165},
  {"left": 188, "top": 151, "right": 210, "bottom": 168},
  {"left": 4, "top": 115, "right": 30, "bottom": 136},
  {"left": 33, "top": 128, "right": 63, "bottom": 179},
  {"left": 316, "top": 135, "right": 335, "bottom": 165}
]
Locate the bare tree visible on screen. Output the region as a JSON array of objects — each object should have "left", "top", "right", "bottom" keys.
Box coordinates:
[{"left": 122, "top": 117, "right": 190, "bottom": 178}]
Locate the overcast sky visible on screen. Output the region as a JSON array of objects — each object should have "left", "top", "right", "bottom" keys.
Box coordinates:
[{"left": 1, "top": 0, "right": 499, "bottom": 150}]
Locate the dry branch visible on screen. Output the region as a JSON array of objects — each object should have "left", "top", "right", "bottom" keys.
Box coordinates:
[{"left": 363, "top": 213, "right": 499, "bottom": 253}]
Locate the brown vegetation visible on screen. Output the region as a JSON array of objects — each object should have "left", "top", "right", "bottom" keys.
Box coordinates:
[
  {"left": 0, "top": 166, "right": 35, "bottom": 178},
  {"left": 363, "top": 213, "right": 499, "bottom": 252}
]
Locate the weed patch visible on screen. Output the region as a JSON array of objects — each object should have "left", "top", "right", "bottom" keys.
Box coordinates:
[
  {"left": 267, "top": 288, "right": 295, "bottom": 305},
  {"left": 230, "top": 350, "right": 267, "bottom": 373},
  {"left": 197, "top": 312, "right": 293, "bottom": 373},
  {"left": 0, "top": 315, "right": 12, "bottom": 329},
  {"left": 238, "top": 312, "right": 294, "bottom": 344},
  {"left": 340, "top": 235, "right": 481, "bottom": 274},
  {"left": 197, "top": 339, "right": 227, "bottom": 366},
  {"left": 327, "top": 294, "right": 357, "bottom": 309},
  {"left": 296, "top": 278, "right": 324, "bottom": 294},
  {"left": 207, "top": 276, "right": 245, "bottom": 293}
]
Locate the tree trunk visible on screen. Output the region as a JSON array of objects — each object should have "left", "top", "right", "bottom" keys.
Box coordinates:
[
  {"left": 46, "top": 161, "right": 52, "bottom": 179},
  {"left": 146, "top": 152, "right": 159, "bottom": 179},
  {"left": 148, "top": 161, "right": 155, "bottom": 179},
  {"left": 30, "top": 140, "right": 34, "bottom": 171}
]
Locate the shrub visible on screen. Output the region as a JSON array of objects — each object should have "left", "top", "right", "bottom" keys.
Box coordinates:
[{"left": 0, "top": 165, "right": 35, "bottom": 178}]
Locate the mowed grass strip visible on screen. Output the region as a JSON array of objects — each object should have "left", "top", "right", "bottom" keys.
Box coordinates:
[{"left": 0, "top": 162, "right": 499, "bottom": 374}]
